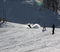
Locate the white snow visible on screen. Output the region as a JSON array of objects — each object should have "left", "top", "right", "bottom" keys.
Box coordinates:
[
  {"left": 27, "top": 23, "right": 41, "bottom": 28},
  {"left": 0, "top": 22, "right": 60, "bottom": 52}
]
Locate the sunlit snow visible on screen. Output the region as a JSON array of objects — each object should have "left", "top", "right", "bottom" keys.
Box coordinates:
[{"left": 0, "top": 22, "right": 60, "bottom": 52}]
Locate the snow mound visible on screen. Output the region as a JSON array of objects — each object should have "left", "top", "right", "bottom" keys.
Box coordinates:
[
  {"left": 32, "top": 24, "right": 41, "bottom": 28},
  {"left": 26, "top": 23, "right": 41, "bottom": 29}
]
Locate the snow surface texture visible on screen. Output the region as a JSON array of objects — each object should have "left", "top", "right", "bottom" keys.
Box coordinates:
[{"left": 0, "top": 22, "right": 60, "bottom": 52}]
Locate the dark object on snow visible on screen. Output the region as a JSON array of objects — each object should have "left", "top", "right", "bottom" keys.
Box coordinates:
[
  {"left": 52, "top": 24, "right": 55, "bottom": 35},
  {"left": 3, "top": 18, "right": 7, "bottom": 23},
  {"left": 28, "top": 24, "right": 31, "bottom": 28},
  {"left": 0, "top": 17, "right": 7, "bottom": 23},
  {"left": 42, "top": 24, "right": 46, "bottom": 32}
]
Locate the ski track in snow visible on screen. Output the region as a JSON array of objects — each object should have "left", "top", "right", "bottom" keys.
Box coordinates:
[{"left": 0, "top": 22, "right": 60, "bottom": 52}]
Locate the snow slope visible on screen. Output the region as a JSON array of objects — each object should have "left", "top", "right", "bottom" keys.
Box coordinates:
[{"left": 0, "top": 22, "right": 60, "bottom": 52}]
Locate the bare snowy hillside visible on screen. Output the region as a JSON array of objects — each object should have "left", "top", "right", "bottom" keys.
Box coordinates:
[
  {"left": 0, "top": 0, "right": 60, "bottom": 52},
  {"left": 0, "top": 22, "right": 60, "bottom": 52}
]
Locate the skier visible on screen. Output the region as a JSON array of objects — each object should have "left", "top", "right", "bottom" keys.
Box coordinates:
[
  {"left": 52, "top": 24, "right": 55, "bottom": 35},
  {"left": 2, "top": 18, "right": 7, "bottom": 23},
  {"left": 42, "top": 24, "right": 46, "bottom": 32}
]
